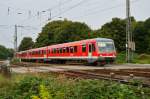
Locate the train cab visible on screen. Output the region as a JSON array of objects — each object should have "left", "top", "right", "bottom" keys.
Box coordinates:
[{"left": 95, "top": 38, "right": 116, "bottom": 65}]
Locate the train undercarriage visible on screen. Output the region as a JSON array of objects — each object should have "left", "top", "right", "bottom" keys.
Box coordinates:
[{"left": 20, "top": 56, "right": 115, "bottom": 66}]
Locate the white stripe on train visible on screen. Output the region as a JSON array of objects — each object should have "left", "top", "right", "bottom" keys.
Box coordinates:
[{"left": 19, "top": 56, "right": 116, "bottom": 60}]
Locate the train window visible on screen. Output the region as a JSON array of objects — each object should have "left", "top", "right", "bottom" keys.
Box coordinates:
[
  {"left": 54, "top": 48, "right": 56, "bottom": 54},
  {"left": 66, "top": 47, "right": 69, "bottom": 53},
  {"left": 40, "top": 51, "right": 42, "bottom": 54},
  {"left": 51, "top": 49, "right": 53, "bottom": 54},
  {"left": 57, "top": 48, "right": 59, "bottom": 53},
  {"left": 63, "top": 48, "right": 66, "bottom": 53},
  {"left": 60, "top": 48, "right": 62, "bottom": 53},
  {"left": 82, "top": 45, "right": 86, "bottom": 52},
  {"left": 89, "top": 44, "right": 92, "bottom": 53},
  {"left": 52, "top": 49, "right": 54, "bottom": 54},
  {"left": 74, "top": 46, "right": 77, "bottom": 53},
  {"left": 70, "top": 47, "right": 73, "bottom": 53},
  {"left": 54, "top": 48, "right": 57, "bottom": 53},
  {"left": 92, "top": 44, "right": 95, "bottom": 52},
  {"left": 44, "top": 50, "right": 46, "bottom": 54},
  {"left": 42, "top": 50, "right": 44, "bottom": 54},
  {"left": 48, "top": 50, "right": 51, "bottom": 54}
]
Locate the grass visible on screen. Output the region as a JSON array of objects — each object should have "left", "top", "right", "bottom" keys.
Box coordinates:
[
  {"left": 0, "top": 73, "right": 150, "bottom": 99},
  {"left": 134, "top": 54, "right": 150, "bottom": 64},
  {"left": 116, "top": 52, "right": 150, "bottom": 64}
]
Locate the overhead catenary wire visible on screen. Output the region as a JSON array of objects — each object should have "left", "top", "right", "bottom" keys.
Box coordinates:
[
  {"left": 0, "top": 0, "right": 141, "bottom": 27},
  {"left": 46, "top": 0, "right": 74, "bottom": 11},
  {"left": 39, "top": 0, "right": 140, "bottom": 27},
  {"left": 71, "top": 0, "right": 140, "bottom": 19},
  {"left": 40, "top": 0, "right": 89, "bottom": 27},
  {"left": 16, "top": 0, "right": 74, "bottom": 25},
  {"left": 50, "top": 0, "right": 88, "bottom": 19},
  {"left": 0, "top": 0, "right": 75, "bottom": 27},
  {"left": 17, "top": 0, "right": 89, "bottom": 28},
  {"left": 0, "top": 25, "right": 13, "bottom": 29}
]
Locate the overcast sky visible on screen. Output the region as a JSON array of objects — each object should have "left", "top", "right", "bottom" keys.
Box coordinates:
[{"left": 0, "top": 0, "right": 149, "bottom": 48}]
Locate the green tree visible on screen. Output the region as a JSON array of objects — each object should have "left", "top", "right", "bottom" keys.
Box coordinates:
[
  {"left": 96, "top": 17, "right": 136, "bottom": 52},
  {"left": 0, "top": 45, "right": 13, "bottom": 59},
  {"left": 55, "top": 21, "right": 92, "bottom": 43},
  {"left": 133, "top": 18, "right": 150, "bottom": 53},
  {"left": 144, "top": 18, "right": 150, "bottom": 53},
  {"left": 0, "top": 45, "right": 8, "bottom": 59},
  {"left": 19, "top": 37, "right": 34, "bottom": 51},
  {"left": 133, "top": 22, "right": 147, "bottom": 53},
  {"left": 7, "top": 48, "right": 14, "bottom": 58},
  {"left": 35, "top": 20, "right": 91, "bottom": 47},
  {"left": 96, "top": 18, "right": 126, "bottom": 52}
]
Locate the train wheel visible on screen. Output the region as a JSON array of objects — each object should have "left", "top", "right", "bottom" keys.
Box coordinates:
[
  {"left": 97, "top": 61, "right": 105, "bottom": 66},
  {"left": 91, "top": 62, "right": 98, "bottom": 66},
  {"left": 62, "top": 60, "right": 66, "bottom": 64}
]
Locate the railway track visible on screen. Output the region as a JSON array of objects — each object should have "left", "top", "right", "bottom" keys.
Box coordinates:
[
  {"left": 10, "top": 62, "right": 150, "bottom": 87},
  {"left": 11, "top": 62, "right": 84, "bottom": 67},
  {"left": 55, "top": 70, "right": 150, "bottom": 88},
  {"left": 86, "top": 69, "right": 150, "bottom": 78}
]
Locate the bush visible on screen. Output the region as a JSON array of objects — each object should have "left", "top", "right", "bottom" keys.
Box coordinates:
[
  {"left": 115, "top": 52, "right": 126, "bottom": 64},
  {"left": 10, "top": 58, "right": 21, "bottom": 64},
  {"left": 0, "top": 74, "right": 150, "bottom": 99},
  {"left": 116, "top": 52, "right": 150, "bottom": 64}
]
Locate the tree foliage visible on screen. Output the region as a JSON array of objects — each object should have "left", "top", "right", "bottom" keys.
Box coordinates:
[
  {"left": 35, "top": 20, "right": 91, "bottom": 47},
  {"left": 19, "top": 37, "right": 34, "bottom": 51},
  {"left": 33, "top": 17, "right": 150, "bottom": 53},
  {"left": 133, "top": 18, "right": 150, "bottom": 54},
  {"left": 96, "top": 18, "right": 126, "bottom": 51},
  {"left": 96, "top": 17, "right": 136, "bottom": 52},
  {"left": 1, "top": 75, "right": 150, "bottom": 99},
  {"left": 0, "top": 45, "right": 14, "bottom": 59}
]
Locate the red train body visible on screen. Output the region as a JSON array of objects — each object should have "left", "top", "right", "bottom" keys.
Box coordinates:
[{"left": 16, "top": 38, "right": 116, "bottom": 66}]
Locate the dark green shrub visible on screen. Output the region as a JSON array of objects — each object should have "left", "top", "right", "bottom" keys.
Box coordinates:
[{"left": 0, "top": 74, "right": 150, "bottom": 99}]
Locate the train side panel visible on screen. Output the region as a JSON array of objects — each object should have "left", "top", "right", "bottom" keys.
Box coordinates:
[{"left": 16, "top": 38, "right": 116, "bottom": 66}]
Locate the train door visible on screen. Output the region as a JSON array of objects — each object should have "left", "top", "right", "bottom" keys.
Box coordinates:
[
  {"left": 44, "top": 50, "right": 47, "bottom": 59},
  {"left": 88, "top": 44, "right": 92, "bottom": 58}
]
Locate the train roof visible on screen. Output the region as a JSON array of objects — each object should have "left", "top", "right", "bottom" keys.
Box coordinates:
[
  {"left": 17, "top": 38, "right": 113, "bottom": 53},
  {"left": 47, "top": 38, "right": 113, "bottom": 48},
  {"left": 95, "top": 38, "right": 113, "bottom": 42}
]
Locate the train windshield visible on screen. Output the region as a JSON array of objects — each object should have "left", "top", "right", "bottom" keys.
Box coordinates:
[{"left": 97, "top": 42, "right": 115, "bottom": 53}]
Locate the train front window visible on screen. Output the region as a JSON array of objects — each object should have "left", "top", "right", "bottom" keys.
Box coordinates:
[{"left": 98, "top": 42, "right": 115, "bottom": 53}]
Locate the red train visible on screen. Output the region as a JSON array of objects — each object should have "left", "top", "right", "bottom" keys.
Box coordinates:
[{"left": 16, "top": 38, "right": 116, "bottom": 66}]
